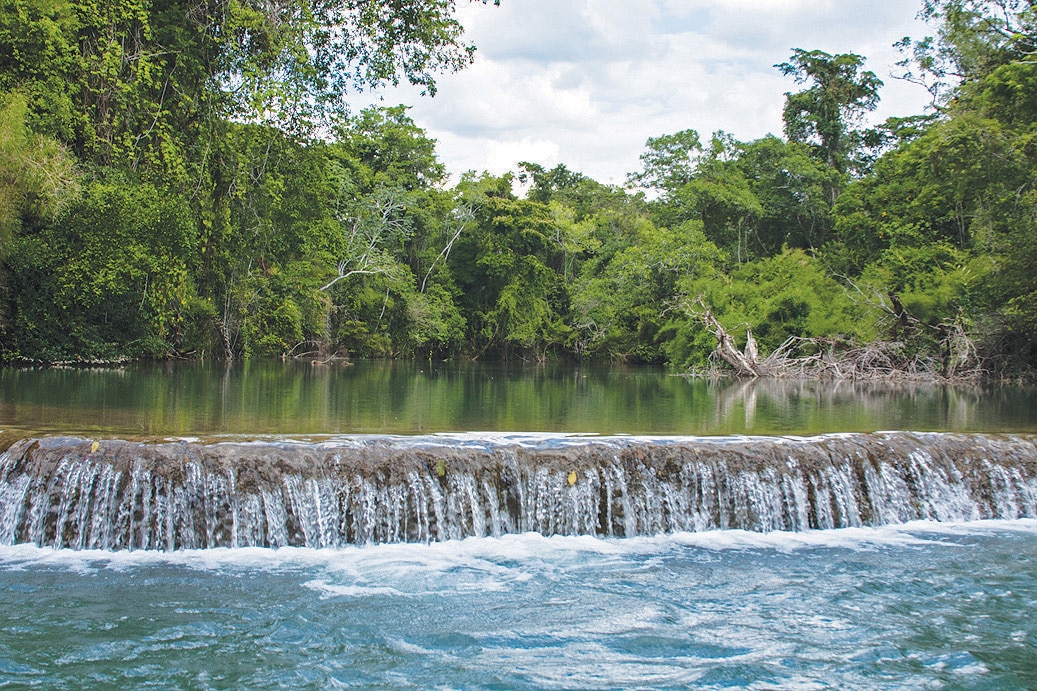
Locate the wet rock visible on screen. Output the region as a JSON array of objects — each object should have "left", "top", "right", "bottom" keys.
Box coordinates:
[{"left": 0, "top": 433, "right": 1034, "bottom": 550}]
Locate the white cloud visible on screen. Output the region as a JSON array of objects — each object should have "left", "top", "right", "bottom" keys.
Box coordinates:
[
  {"left": 486, "top": 136, "right": 562, "bottom": 172},
  {"left": 356, "top": 0, "right": 935, "bottom": 185}
]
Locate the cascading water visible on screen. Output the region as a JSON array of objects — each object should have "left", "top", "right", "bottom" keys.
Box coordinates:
[{"left": 0, "top": 432, "right": 1034, "bottom": 550}]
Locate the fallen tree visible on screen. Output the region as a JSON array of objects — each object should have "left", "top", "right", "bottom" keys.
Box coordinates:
[{"left": 693, "top": 299, "right": 984, "bottom": 382}]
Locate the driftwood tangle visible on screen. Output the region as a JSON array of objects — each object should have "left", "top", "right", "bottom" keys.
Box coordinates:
[{"left": 696, "top": 298, "right": 983, "bottom": 382}]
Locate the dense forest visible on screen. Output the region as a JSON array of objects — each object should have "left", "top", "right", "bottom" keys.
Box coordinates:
[{"left": 0, "top": 0, "right": 1034, "bottom": 378}]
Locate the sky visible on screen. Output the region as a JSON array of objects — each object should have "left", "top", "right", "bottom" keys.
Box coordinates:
[{"left": 357, "top": 0, "right": 937, "bottom": 186}]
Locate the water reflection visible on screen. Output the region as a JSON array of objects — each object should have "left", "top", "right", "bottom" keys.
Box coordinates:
[
  {"left": 0, "top": 360, "right": 1034, "bottom": 437},
  {"left": 712, "top": 378, "right": 1000, "bottom": 434}
]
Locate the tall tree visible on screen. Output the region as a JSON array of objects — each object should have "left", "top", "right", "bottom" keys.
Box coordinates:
[{"left": 777, "top": 49, "right": 883, "bottom": 178}]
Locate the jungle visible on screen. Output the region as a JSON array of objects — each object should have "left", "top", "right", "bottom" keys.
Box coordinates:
[{"left": 0, "top": 0, "right": 1034, "bottom": 380}]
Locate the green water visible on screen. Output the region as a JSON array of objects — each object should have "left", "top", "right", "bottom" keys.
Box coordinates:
[{"left": 1, "top": 360, "right": 1035, "bottom": 437}]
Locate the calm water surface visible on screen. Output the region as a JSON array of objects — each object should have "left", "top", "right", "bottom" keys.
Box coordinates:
[{"left": 1, "top": 360, "right": 1036, "bottom": 437}]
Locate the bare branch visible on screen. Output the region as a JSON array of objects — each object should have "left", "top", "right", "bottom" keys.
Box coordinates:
[
  {"left": 421, "top": 204, "right": 473, "bottom": 293},
  {"left": 319, "top": 267, "right": 389, "bottom": 292}
]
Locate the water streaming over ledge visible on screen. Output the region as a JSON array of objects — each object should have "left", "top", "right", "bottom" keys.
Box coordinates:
[{"left": 1, "top": 432, "right": 1035, "bottom": 550}]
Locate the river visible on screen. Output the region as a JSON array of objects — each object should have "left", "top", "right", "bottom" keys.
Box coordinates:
[
  {"left": 1, "top": 360, "right": 1036, "bottom": 437},
  {"left": 1, "top": 361, "right": 1035, "bottom": 689}
]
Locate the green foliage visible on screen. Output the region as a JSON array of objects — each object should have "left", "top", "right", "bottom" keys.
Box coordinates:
[
  {"left": 0, "top": 0, "right": 478, "bottom": 174},
  {"left": 861, "top": 243, "right": 990, "bottom": 326},
  {"left": 230, "top": 261, "right": 330, "bottom": 358},
  {"left": 2, "top": 0, "right": 1037, "bottom": 376},
  {"left": 571, "top": 220, "right": 723, "bottom": 362},
  {"left": 777, "top": 49, "right": 882, "bottom": 174},
  {"left": 334, "top": 106, "right": 446, "bottom": 192},
  {"left": 447, "top": 178, "right": 570, "bottom": 359},
  {"left": 666, "top": 249, "right": 879, "bottom": 369},
  {"left": 966, "top": 60, "right": 1037, "bottom": 126},
  {"left": 0, "top": 0, "right": 81, "bottom": 140},
  {"left": 628, "top": 129, "right": 702, "bottom": 192},
  {"left": 718, "top": 136, "right": 838, "bottom": 256},
  {"left": 832, "top": 114, "right": 1017, "bottom": 268},
  {"left": 3, "top": 178, "right": 201, "bottom": 360},
  {"left": 646, "top": 133, "right": 838, "bottom": 261},
  {"left": 403, "top": 281, "right": 466, "bottom": 357},
  {"left": 0, "top": 92, "right": 79, "bottom": 249},
  {"left": 675, "top": 154, "right": 762, "bottom": 262}
]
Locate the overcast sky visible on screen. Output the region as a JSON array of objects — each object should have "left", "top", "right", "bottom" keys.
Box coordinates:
[{"left": 358, "top": 0, "right": 937, "bottom": 186}]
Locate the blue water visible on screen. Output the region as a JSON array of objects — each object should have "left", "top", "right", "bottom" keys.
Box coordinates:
[{"left": 1, "top": 520, "right": 1034, "bottom": 689}]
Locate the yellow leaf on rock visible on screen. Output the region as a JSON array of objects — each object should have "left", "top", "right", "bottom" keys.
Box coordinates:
[
  {"left": 90, "top": 441, "right": 99, "bottom": 453},
  {"left": 567, "top": 471, "right": 577, "bottom": 486}
]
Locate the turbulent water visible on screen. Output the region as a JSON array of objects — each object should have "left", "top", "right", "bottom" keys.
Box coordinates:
[
  {"left": 1, "top": 521, "right": 1035, "bottom": 689},
  {"left": 1, "top": 432, "right": 1035, "bottom": 550},
  {"left": 1, "top": 431, "right": 1036, "bottom": 688}
]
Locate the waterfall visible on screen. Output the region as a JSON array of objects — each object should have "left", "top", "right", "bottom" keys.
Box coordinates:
[{"left": 1, "top": 433, "right": 1035, "bottom": 550}]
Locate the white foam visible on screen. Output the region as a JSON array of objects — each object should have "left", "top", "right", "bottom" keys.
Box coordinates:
[
  {"left": 302, "top": 580, "right": 408, "bottom": 599},
  {"left": 0, "top": 519, "right": 1033, "bottom": 574},
  {"left": 171, "top": 430, "right": 919, "bottom": 452}
]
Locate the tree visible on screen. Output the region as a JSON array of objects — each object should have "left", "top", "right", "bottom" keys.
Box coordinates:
[
  {"left": 893, "top": 0, "right": 1035, "bottom": 113},
  {"left": 334, "top": 105, "right": 446, "bottom": 193},
  {"left": 571, "top": 219, "right": 724, "bottom": 363},
  {"left": 668, "top": 249, "right": 879, "bottom": 371},
  {"left": 645, "top": 132, "right": 837, "bottom": 259},
  {"left": 0, "top": 93, "right": 78, "bottom": 251},
  {"left": 627, "top": 129, "right": 702, "bottom": 193},
  {"left": 777, "top": 49, "right": 883, "bottom": 178},
  {"left": 738, "top": 136, "right": 839, "bottom": 254},
  {"left": 519, "top": 162, "right": 587, "bottom": 203},
  {"left": 320, "top": 189, "right": 412, "bottom": 293},
  {"left": 0, "top": 0, "right": 482, "bottom": 172},
  {"left": 3, "top": 178, "right": 200, "bottom": 360},
  {"left": 446, "top": 173, "right": 571, "bottom": 359}
]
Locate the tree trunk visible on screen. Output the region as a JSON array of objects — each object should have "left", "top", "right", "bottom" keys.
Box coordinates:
[{"left": 701, "top": 308, "right": 763, "bottom": 377}]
